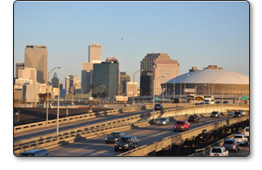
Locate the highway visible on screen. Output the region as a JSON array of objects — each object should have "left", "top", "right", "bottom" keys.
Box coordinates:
[
  {"left": 14, "top": 109, "right": 150, "bottom": 142},
  {"left": 48, "top": 115, "right": 234, "bottom": 156}
]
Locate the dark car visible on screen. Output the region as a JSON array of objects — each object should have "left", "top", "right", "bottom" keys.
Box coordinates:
[
  {"left": 105, "top": 132, "right": 126, "bottom": 144},
  {"left": 222, "top": 139, "right": 240, "bottom": 152},
  {"left": 215, "top": 101, "right": 221, "bottom": 104},
  {"left": 20, "top": 149, "right": 49, "bottom": 156},
  {"left": 154, "top": 103, "right": 163, "bottom": 111},
  {"left": 188, "top": 114, "right": 200, "bottom": 123},
  {"left": 233, "top": 111, "right": 242, "bottom": 118},
  {"left": 223, "top": 101, "right": 229, "bottom": 104},
  {"left": 114, "top": 135, "right": 138, "bottom": 152},
  {"left": 210, "top": 111, "right": 220, "bottom": 118}
]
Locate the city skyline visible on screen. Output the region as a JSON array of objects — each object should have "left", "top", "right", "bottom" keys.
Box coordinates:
[{"left": 14, "top": 1, "right": 249, "bottom": 85}]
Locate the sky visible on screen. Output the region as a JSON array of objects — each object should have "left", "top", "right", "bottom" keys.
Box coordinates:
[{"left": 14, "top": 1, "right": 249, "bottom": 85}]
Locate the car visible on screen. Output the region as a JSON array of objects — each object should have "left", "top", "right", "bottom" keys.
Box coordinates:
[
  {"left": 227, "top": 111, "right": 234, "bottom": 116},
  {"left": 156, "top": 117, "right": 170, "bottom": 125},
  {"left": 222, "top": 139, "right": 240, "bottom": 152},
  {"left": 154, "top": 103, "right": 163, "bottom": 111},
  {"left": 173, "top": 120, "right": 190, "bottom": 131},
  {"left": 238, "top": 110, "right": 246, "bottom": 116},
  {"left": 215, "top": 101, "right": 221, "bottom": 104},
  {"left": 114, "top": 135, "right": 138, "bottom": 152},
  {"left": 234, "top": 134, "right": 248, "bottom": 145},
  {"left": 105, "top": 132, "right": 126, "bottom": 144},
  {"left": 243, "top": 127, "right": 249, "bottom": 137},
  {"left": 209, "top": 146, "right": 229, "bottom": 156},
  {"left": 223, "top": 101, "right": 229, "bottom": 104},
  {"left": 233, "top": 111, "right": 242, "bottom": 118},
  {"left": 20, "top": 149, "right": 49, "bottom": 156},
  {"left": 188, "top": 114, "right": 200, "bottom": 123},
  {"left": 210, "top": 111, "right": 220, "bottom": 118}
]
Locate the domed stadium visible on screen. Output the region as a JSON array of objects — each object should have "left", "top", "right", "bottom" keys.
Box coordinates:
[{"left": 166, "top": 65, "right": 249, "bottom": 98}]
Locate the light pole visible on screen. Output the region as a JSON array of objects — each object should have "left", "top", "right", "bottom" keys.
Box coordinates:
[
  {"left": 132, "top": 69, "right": 143, "bottom": 105},
  {"left": 194, "top": 84, "right": 207, "bottom": 114},
  {"left": 46, "top": 67, "right": 61, "bottom": 122},
  {"left": 56, "top": 76, "right": 64, "bottom": 137}
]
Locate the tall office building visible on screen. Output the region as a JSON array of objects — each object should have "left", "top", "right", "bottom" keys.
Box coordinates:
[
  {"left": 120, "top": 72, "right": 130, "bottom": 95},
  {"left": 65, "top": 77, "right": 70, "bottom": 94},
  {"left": 89, "top": 43, "right": 102, "bottom": 63},
  {"left": 154, "top": 60, "right": 179, "bottom": 95},
  {"left": 140, "top": 53, "right": 172, "bottom": 96},
  {"left": 81, "top": 62, "right": 94, "bottom": 94},
  {"left": 24, "top": 45, "right": 47, "bottom": 84},
  {"left": 15, "top": 63, "right": 24, "bottom": 78},
  {"left": 51, "top": 72, "right": 59, "bottom": 88},
  {"left": 92, "top": 57, "right": 119, "bottom": 98},
  {"left": 82, "top": 43, "right": 102, "bottom": 94}
]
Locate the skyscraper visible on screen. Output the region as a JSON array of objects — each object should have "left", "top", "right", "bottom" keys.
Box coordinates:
[
  {"left": 140, "top": 53, "right": 172, "bottom": 96},
  {"left": 82, "top": 43, "right": 102, "bottom": 94},
  {"left": 81, "top": 62, "right": 94, "bottom": 94},
  {"left": 24, "top": 45, "right": 47, "bottom": 84},
  {"left": 89, "top": 43, "right": 102, "bottom": 63},
  {"left": 51, "top": 72, "right": 59, "bottom": 88},
  {"left": 92, "top": 57, "right": 119, "bottom": 98}
]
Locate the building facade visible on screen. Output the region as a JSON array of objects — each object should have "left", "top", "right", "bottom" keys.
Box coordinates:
[
  {"left": 24, "top": 45, "right": 47, "bottom": 84},
  {"left": 51, "top": 72, "right": 59, "bottom": 87},
  {"left": 15, "top": 63, "right": 24, "bottom": 78},
  {"left": 89, "top": 43, "right": 102, "bottom": 63},
  {"left": 92, "top": 58, "right": 119, "bottom": 98},
  {"left": 126, "top": 82, "right": 138, "bottom": 97},
  {"left": 120, "top": 72, "right": 130, "bottom": 95},
  {"left": 154, "top": 60, "right": 179, "bottom": 95},
  {"left": 81, "top": 62, "right": 94, "bottom": 94},
  {"left": 17, "top": 67, "right": 37, "bottom": 83},
  {"left": 140, "top": 53, "right": 174, "bottom": 96}
]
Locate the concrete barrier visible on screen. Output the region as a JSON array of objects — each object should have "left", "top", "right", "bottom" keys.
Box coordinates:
[{"left": 14, "top": 112, "right": 96, "bottom": 133}]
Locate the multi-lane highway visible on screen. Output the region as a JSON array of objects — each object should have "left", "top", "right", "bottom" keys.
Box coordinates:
[
  {"left": 48, "top": 115, "right": 234, "bottom": 156},
  {"left": 14, "top": 109, "right": 150, "bottom": 141}
]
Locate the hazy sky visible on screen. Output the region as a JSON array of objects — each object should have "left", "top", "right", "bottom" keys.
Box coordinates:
[{"left": 14, "top": 1, "right": 249, "bottom": 84}]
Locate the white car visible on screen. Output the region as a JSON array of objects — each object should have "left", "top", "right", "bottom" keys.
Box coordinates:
[
  {"left": 234, "top": 134, "right": 248, "bottom": 145},
  {"left": 209, "top": 146, "right": 229, "bottom": 156},
  {"left": 238, "top": 110, "right": 246, "bottom": 116},
  {"left": 243, "top": 127, "right": 249, "bottom": 137}
]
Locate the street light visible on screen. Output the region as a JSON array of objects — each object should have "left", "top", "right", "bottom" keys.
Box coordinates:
[
  {"left": 56, "top": 73, "right": 64, "bottom": 138},
  {"left": 46, "top": 67, "right": 61, "bottom": 122},
  {"left": 132, "top": 69, "right": 143, "bottom": 105}
]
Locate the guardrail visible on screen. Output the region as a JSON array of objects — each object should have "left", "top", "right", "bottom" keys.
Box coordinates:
[{"left": 117, "top": 116, "right": 249, "bottom": 156}]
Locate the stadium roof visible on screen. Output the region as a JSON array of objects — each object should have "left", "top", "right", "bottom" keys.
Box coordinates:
[{"left": 167, "top": 69, "right": 249, "bottom": 85}]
